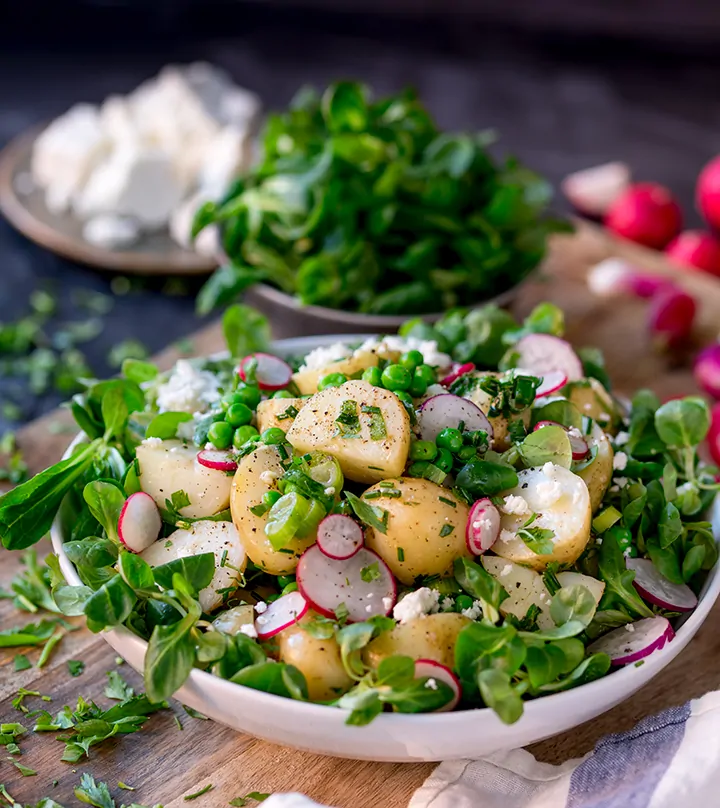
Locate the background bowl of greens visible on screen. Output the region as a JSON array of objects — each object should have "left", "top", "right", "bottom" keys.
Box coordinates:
[
  {"left": 47, "top": 330, "right": 720, "bottom": 763},
  {"left": 193, "top": 81, "right": 571, "bottom": 333}
]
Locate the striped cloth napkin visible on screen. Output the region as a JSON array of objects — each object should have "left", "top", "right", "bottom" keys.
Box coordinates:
[{"left": 264, "top": 690, "right": 720, "bottom": 808}]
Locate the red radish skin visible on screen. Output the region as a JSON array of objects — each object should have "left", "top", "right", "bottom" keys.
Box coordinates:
[
  {"left": 196, "top": 449, "right": 238, "bottom": 472},
  {"left": 605, "top": 183, "right": 682, "bottom": 249},
  {"left": 414, "top": 659, "right": 462, "bottom": 712},
  {"left": 418, "top": 394, "right": 493, "bottom": 445},
  {"left": 514, "top": 334, "right": 583, "bottom": 382},
  {"left": 587, "top": 616, "right": 674, "bottom": 666},
  {"left": 587, "top": 258, "right": 671, "bottom": 300},
  {"left": 694, "top": 345, "right": 720, "bottom": 399},
  {"left": 316, "top": 514, "right": 364, "bottom": 560},
  {"left": 534, "top": 370, "right": 569, "bottom": 398},
  {"left": 562, "top": 162, "right": 631, "bottom": 218},
  {"left": 118, "top": 492, "right": 162, "bottom": 553},
  {"left": 239, "top": 353, "right": 292, "bottom": 391},
  {"left": 296, "top": 546, "right": 396, "bottom": 623},
  {"left": 647, "top": 286, "right": 697, "bottom": 349},
  {"left": 466, "top": 498, "right": 500, "bottom": 555},
  {"left": 254, "top": 591, "right": 309, "bottom": 640},
  {"left": 533, "top": 421, "right": 589, "bottom": 459},
  {"left": 707, "top": 402, "right": 720, "bottom": 466},
  {"left": 697, "top": 155, "right": 720, "bottom": 232},
  {"left": 665, "top": 230, "right": 720, "bottom": 278},
  {"left": 626, "top": 558, "right": 698, "bottom": 612},
  {"left": 441, "top": 363, "right": 476, "bottom": 387}
]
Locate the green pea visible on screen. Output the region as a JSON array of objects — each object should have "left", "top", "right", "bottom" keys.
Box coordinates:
[
  {"left": 233, "top": 424, "right": 260, "bottom": 448},
  {"left": 436, "top": 427, "right": 463, "bottom": 453},
  {"left": 435, "top": 447, "right": 454, "bottom": 473},
  {"left": 455, "top": 594, "right": 474, "bottom": 612},
  {"left": 272, "top": 390, "right": 296, "bottom": 399},
  {"left": 409, "top": 440, "right": 437, "bottom": 461},
  {"left": 407, "top": 460, "right": 430, "bottom": 478},
  {"left": 318, "top": 372, "right": 348, "bottom": 391},
  {"left": 381, "top": 364, "right": 412, "bottom": 391},
  {"left": 234, "top": 383, "right": 262, "bottom": 409},
  {"left": 207, "top": 421, "right": 233, "bottom": 450},
  {"left": 277, "top": 575, "right": 295, "bottom": 589},
  {"left": 362, "top": 366, "right": 383, "bottom": 387},
  {"left": 457, "top": 445, "right": 477, "bottom": 462},
  {"left": 226, "top": 402, "right": 253, "bottom": 428},
  {"left": 408, "top": 371, "right": 428, "bottom": 398},
  {"left": 399, "top": 350, "right": 424, "bottom": 371},
  {"left": 262, "top": 427, "right": 287, "bottom": 445},
  {"left": 414, "top": 364, "right": 437, "bottom": 386},
  {"left": 281, "top": 582, "right": 299, "bottom": 595},
  {"left": 263, "top": 490, "right": 282, "bottom": 509}
]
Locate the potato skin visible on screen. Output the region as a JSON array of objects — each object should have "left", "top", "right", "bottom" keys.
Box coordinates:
[
  {"left": 286, "top": 380, "right": 411, "bottom": 484},
  {"left": 256, "top": 398, "right": 305, "bottom": 433},
  {"left": 363, "top": 478, "right": 470, "bottom": 585},
  {"left": 230, "top": 444, "right": 315, "bottom": 575},
  {"left": 577, "top": 423, "right": 614, "bottom": 512},
  {"left": 292, "top": 350, "right": 382, "bottom": 396},
  {"left": 276, "top": 618, "right": 353, "bottom": 701},
  {"left": 564, "top": 378, "right": 620, "bottom": 433},
  {"left": 363, "top": 613, "right": 471, "bottom": 670}
]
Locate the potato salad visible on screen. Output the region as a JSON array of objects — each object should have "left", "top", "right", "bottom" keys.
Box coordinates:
[{"left": 2, "top": 302, "right": 718, "bottom": 725}]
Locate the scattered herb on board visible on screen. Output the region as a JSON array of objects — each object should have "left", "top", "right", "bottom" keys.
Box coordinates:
[
  {"left": 184, "top": 783, "right": 214, "bottom": 801},
  {"left": 229, "top": 793, "right": 271, "bottom": 807},
  {"left": 67, "top": 659, "right": 85, "bottom": 677}
]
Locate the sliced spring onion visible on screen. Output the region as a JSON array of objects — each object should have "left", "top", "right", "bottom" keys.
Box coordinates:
[{"left": 265, "top": 492, "right": 311, "bottom": 549}]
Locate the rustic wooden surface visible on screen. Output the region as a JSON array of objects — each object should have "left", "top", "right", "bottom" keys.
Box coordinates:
[{"left": 3, "top": 221, "right": 720, "bottom": 807}]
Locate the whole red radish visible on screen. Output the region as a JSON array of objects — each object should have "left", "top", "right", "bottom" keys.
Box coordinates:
[
  {"left": 605, "top": 182, "right": 682, "bottom": 249},
  {"left": 647, "top": 285, "right": 696, "bottom": 350},
  {"left": 665, "top": 230, "right": 720, "bottom": 277},
  {"left": 694, "top": 344, "right": 720, "bottom": 399},
  {"left": 709, "top": 402, "right": 720, "bottom": 466},
  {"left": 697, "top": 156, "right": 720, "bottom": 231}
]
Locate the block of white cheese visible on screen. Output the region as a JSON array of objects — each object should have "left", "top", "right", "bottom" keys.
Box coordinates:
[
  {"left": 82, "top": 215, "right": 140, "bottom": 249},
  {"left": 169, "top": 192, "right": 219, "bottom": 257}
]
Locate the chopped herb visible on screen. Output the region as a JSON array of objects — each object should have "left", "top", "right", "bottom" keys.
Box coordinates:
[
  {"left": 12, "top": 687, "right": 51, "bottom": 711},
  {"left": 397, "top": 548, "right": 405, "bottom": 562},
  {"left": 166, "top": 489, "right": 192, "bottom": 516},
  {"left": 36, "top": 630, "right": 63, "bottom": 668},
  {"left": 105, "top": 670, "right": 135, "bottom": 701},
  {"left": 360, "top": 563, "right": 381, "bottom": 582},
  {"left": 363, "top": 491, "right": 382, "bottom": 499},
  {"left": 335, "top": 602, "right": 350, "bottom": 624},
  {"left": 542, "top": 563, "right": 562, "bottom": 596},
  {"left": 114, "top": 656, "right": 124, "bottom": 666},
  {"left": 118, "top": 781, "right": 135, "bottom": 791},
  {"left": 438, "top": 496, "right": 457, "bottom": 508},
  {"left": 249, "top": 502, "right": 270, "bottom": 517},
  {"left": 11, "top": 760, "right": 37, "bottom": 776},
  {"left": 517, "top": 526, "right": 555, "bottom": 555},
  {"left": 13, "top": 654, "right": 31, "bottom": 672},
  {"left": 174, "top": 714, "right": 183, "bottom": 730},
  {"left": 367, "top": 466, "right": 384, "bottom": 471},
  {"left": 345, "top": 492, "right": 388, "bottom": 534},
  {"left": 164, "top": 540, "right": 173, "bottom": 548},
  {"left": 229, "top": 793, "right": 271, "bottom": 807},
  {"left": 184, "top": 783, "right": 214, "bottom": 801},
  {"left": 74, "top": 773, "right": 114, "bottom": 808},
  {"left": 276, "top": 405, "right": 299, "bottom": 421},
  {"left": 335, "top": 399, "right": 361, "bottom": 438},
  {"left": 220, "top": 549, "right": 229, "bottom": 567},
  {"left": 184, "top": 705, "right": 209, "bottom": 720},
  {"left": 67, "top": 659, "right": 85, "bottom": 677},
  {"left": 361, "top": 404, "right": 387, "bottom": 440},
  {"left": 439, "top": 524, "right": 455, "bottom": 538}
]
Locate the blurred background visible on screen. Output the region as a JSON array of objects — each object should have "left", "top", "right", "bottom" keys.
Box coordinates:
[{"left": 2, "top": 0, "right": 720, "bottom": 434}]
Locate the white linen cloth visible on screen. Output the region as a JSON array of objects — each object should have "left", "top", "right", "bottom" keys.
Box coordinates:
[{"left": 263, "top": 690, "right": 720, "bottom": 808}]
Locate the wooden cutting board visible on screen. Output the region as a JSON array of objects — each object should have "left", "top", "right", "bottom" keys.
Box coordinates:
[{"left": 3, "top": 221, "right": 720, "bottom": 808}]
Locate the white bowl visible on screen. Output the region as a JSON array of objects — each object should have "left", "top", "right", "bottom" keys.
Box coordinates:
[{"left": 51, "top": 334, "right": 720, "bottom": 762}]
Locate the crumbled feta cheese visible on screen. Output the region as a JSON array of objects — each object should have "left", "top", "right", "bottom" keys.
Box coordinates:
[
  {"left": 156, "top": 360, "right": 220, "bottom": 414},
  {"left": 260, "top": 470, "right": 279, "bottom": 484},
  {"left": 141, "top": 436, "right": 163, "bottom": 447},
  {"left": 624, "top": 623, "right": 635, "bottom": 633},
  {"left": 460, "top": 600, "right": 483, "bottom": 620},
  {"left": 176, "top": 415, "right": 201, "bottom": 441},
  {"left": 500, "top": 564, "right": 513, "bottom": 577},
  {"left": 425, "top": 678, "right": 438, "bottom": 691},
  {"left": 382, "top": 596, "right": 393, "bottom": 612},
  {"left": 365, "top": 604, "right": 373, "bottom": 613},
  {"left": 615, "top": 477, "right": 628, "bottom": 489},
  {"left": 392, "top": 587, "right": 440, "bottom": 623},
  {"left": 324, "top": 486, "right": 336, "bottom": 496},
  {"left": 500, "top": 528, "right": 517, "bottom": 544},
  {"left": 542, "top": 462, "right": 556, "bottom": 476},
  {"left": 615, "top": 431, "right": 630, "bottom": 446},
  {"left": 613, "top": 451, "right": 628, "bottom": 471},
  {"left": 502, "top": 494, "right": 530, "bottom": 516},
  {"left": 239, "top": 623, "right": 258, "bottom": 638},
  {"left": 358, "top": 335, "right": 452, "bottom": 369},
  {"left": 254, "top": 601, "right": 268, "bottom": 614},
  {"left": 567, "top": 426, "right": 583, "bottom": 439},
  {"left": 535, "top": 477, "right": 562, "bottom": 507},
  {"left": 440, "top": 596, "right": 455, "bottom": 612},
  {"left": 298, "top": 342, "right": 352, "bottom": 372},
  {"left": 255, "top": 614, "right": 267, "bottom": 626}
]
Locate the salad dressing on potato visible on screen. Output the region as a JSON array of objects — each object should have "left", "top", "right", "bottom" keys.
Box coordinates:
[{"left": 2, "top": 302, "right": 718, "bottom": 725}]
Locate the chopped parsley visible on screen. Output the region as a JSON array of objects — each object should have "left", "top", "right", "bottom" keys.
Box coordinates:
[
  {"left": 335, "top": 602, "right": 350, "bottom": 624},
  {"left": 13, "top": 654, "right": 31, "bottom": 672},
  {"left": 397, "top": 547, "right": 405, "bottom": 562},
  {"left": 277, "top": 405, "right": 299, "bottom": 421},
  {"left": 104, "top": 669, "right": 135, "bottom": 701},
  {"left": 11, "top": 760, "right": 37, "bottom": 776},
  {"left": 335, "top": 399, "right": 361, "bottom": 438},
  {"left": 360, "top": 562, "right": 381, "bottom": 582},
  {"left": 438, "top": 496, "right": 457, "bottom": 508},
  {"left": 67, "top": 659, "right": 85, "bottom": 677},
  {"left": 229, "top": 793, "right": 271, "bottom": 807},
  {"left": 517, "top": 526, "right": 555, "bottom": 555},
  {"left": 439, "top": 524, "right": 455, "bottom": 538},
  {"left": 345, "top": 492, "right": 389, "bottom": 534},
  {"left": 361, "top": 403, "right": 387, "bottom": 440}
]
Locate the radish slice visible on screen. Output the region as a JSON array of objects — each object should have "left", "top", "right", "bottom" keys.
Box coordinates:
[
  {"left": 514, "top": 334, "right": 583, "bottom": 382},
  {"left": 562, "top": 162, "right": 631, "bottom": 218},
  {"left": 254, "top": 590, "right": 309, "bottom": 640},
  {"left": 197, "top": 449, "right": 238, "bottom": 472},
  {"left": 626, "top": 558, "right": 698, "bottom": 612},
  {"left": 239, "top": 353, "right": 292, "bottom": 391},
  {"left": 587, "top": 616, "right": 674, "bottom": 666},
  {"left": 533, "top": 421, "right": 589, "bottom": 460},
  {"left": 694, "top": 344, "right": 720, "bottom": 400},
  {"left": 296, "top": 546, "right": 396, "bottom": 623},
  {"left": 118, "top": 492, "right": 162, "bottom": 553},
  {"left": 414, "top": 659, "right": 461, "bottom": 712},
  {"left": 418, "top": 395, "right": 493, "bottom": 445},
  {"left": 647, "top": 286, "right": 697, "bottom": 350},
  {"left": 534, "top": 370, "right": 569, "bottom": 398},
  {"left": 316, "top": 514, "right": 364, "bottom": 560},
  {"left": 441, "top": 363, "right": 476, "bottom": 387},
  {"left": 709, "top": 402, "right": 720, "bottom": 466},
  {"left": 466, "top": 498, "right": 500, "bottom": 555}
]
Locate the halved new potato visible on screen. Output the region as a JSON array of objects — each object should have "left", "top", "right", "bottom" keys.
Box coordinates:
[
  {"left": 482, "top": 556, "right": 554, "bottom": 629},
  {"left": 363, "top": 478, "right": 470, "bottom": 585},
  {"left": 230, "top": 444, "right": 315, "bottom": 575},
  {"left": 276, "top": 616, "right": 353, "bottom": 701},
  {"left": 564, "top": 378, "right": 620, "bottom": 433},
  {"left": 137, "top": 439, "right": 232, "bottom": 518},
  {"left": 141, "top": 520, "right": 245, "bottom": 612},
  {"left": 464, "top": 372, "right": 531, "bottom": 451},
  {"left": 256, "top": 397, "right": 305, "bottom": 433},
  {"left": 292, "top": 350, "right": 384, "bottom": 396},
  {"left": 286, "top": 380, "right": 411, "bottom": 484},
  {"left": 492, "top": 463, "right": 591, "bottom": 570},
  {"left": 556, "top": 571, "right": 605, "bottom": 605},
  {"left": 577, "top": 423, "right": 614, "bottom": 512},
  {"left": 363, "top": 612, "right": 470, "bottom": 670},
  {"left": 212, "top": 604, "right": 255, "bottom": 635}
]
